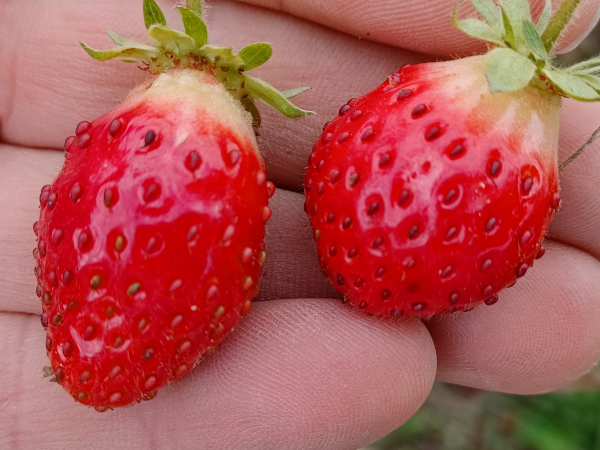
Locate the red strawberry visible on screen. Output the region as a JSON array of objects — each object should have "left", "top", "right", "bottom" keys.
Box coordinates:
[
  {"left": 304, "top": 0, "right": 600, "bottom": 317},
  {"left": 35, "top": 0, "right": 310, "bottom": 410}
]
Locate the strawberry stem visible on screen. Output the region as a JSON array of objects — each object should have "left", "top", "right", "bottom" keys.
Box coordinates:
[
  {"left": 541, "top": 0, "right": 582, "bottom": 52},
  {"left": 559, "top": 125, "right": 600, "bottom": 171}
]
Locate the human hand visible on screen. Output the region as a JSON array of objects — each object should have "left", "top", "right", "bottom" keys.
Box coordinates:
[{"left": 1, "top": 0, "right": 600, "bottom": 448}]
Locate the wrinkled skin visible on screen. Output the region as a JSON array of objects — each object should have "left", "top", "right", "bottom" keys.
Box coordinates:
[{"left": 1, "top": 0, "right": 600, "bottom": 449}]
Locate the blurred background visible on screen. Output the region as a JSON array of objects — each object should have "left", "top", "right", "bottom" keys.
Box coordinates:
[{"left": 361, "top": 21, "right": 600, "bottom": 450}]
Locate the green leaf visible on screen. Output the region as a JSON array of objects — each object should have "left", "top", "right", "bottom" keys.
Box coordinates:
[
  {"left": 542, "top": 68, "right": 600, "bottom": 101},
  {"left": 238, "top": 43, "right": 273, "bottom": 71},
  {"left": 178, "top": 8, "right": 208, "bottom": 48},
  {"left": 522, "top": 19, "right": 547, "bottom": 60},
  {"left": 535, "top": 0, "right": 552, "bottom": 34},
  {"left": 566, "top": 57, "right": 600, "bottom": 73},
  {"left": 186, "top": 0, "right": 203, "bottom": 18},
  {"left": 148, "top": 25, "right": 197, "bottom": 55},
  {"left": 500, "top": 6, "right": 515, "bottom": 48},
  {"left": 541, "top": 0, "right": 582, "bottom": 51},
  {"left": 143, "top": 0, "right": 167, "bottom": 29},
  {"left": 241, "top": 96, "right": 262, "bottom": 130},
  {"left": 484, "top": 48, "right": 537, "bottom": 92},
  {"left": 281, "top": 87, "right": 310, "bottom": 99},
  {"left": 576, "top": 74, "right": 600, "bottom": 91},
  {"left": 244, "top": 75, "right": 314, "bottom": 118},
  {"left": 471, "top": 0, "right": 502, "bottom": 32},
  {"left": 106, "top": 30, "right": 156, "bottom": 49},
  {"left": 499, "top": 0, "right": 531, "bottom": 54},
  {"left": 452, "top": 14, "right": 505, "bottom": 46},
  {"left": 80, "top": 42, "right": 159, "bottom": 62}
]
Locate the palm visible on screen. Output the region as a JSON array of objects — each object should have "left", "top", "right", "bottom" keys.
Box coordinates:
[{"left": 1, "top": 0, "right": 600, "bottom": 448}]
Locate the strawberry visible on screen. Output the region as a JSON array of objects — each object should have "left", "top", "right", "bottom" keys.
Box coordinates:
[
  {"left": 304, "top": 0, "right": 600, "bottom": 317},
  {"left": 34, "top": 0, "right": 310, "bottom": 410}
]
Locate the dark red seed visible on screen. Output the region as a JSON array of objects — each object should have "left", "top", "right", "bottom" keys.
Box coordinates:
[
  {"left": 330, "top": 169, "right": 341, "bottom": 184},
  {"left": 536, "top": 246, "right": 546, "bottom": 259},
  {"left": 372, "top": 237, "right": 384, "bottom": 248},
  {"left": 449, "top": 291, "right": 459, "bottom": 305},
  {"left": 62, "top": 270, "right": 73, "bottom": 286},
  {"left": 146, "top": 236, "right": 162, "bottom": 255},
  {"left": 33, "top": 248, "right": 39, "bottom": 259},
  {"left": 397, "top": 88, "right": 412, "bottom": 100},
  {"left": 47, "top": 271, "right": 58, "bottom": 287},
  {"left": 444, "top": 189, "right": 457, "bottom": 204},
  {"left": 42, "top": 292, "right": 52, "bottom": 305},
  {"left": 47, "top": 193, "right": 57, "bottom": 210},
  {"left": 445, "top": 226, "right": 458, "bottom": 240},
  {"left": 412, "top": 302, "right": 426, "bottom": 311},
  {"left": 78, "top": 133, "right": 92, "bottom": 149},
  {"left": 337, "top": 132, "right": 350, "bottom": 144},
  {"left": 38, "top": 240, "right": 46, "bottom": 256},
  {"left": 349, "top": 173, "right": 360, "bottom": 186},
  {"left": 46, "top": 338, "right": 52, "bottom": 352},
  {"left": 322, "top": 121, "right": 331, "bottom": 131},
  {"left": 70, "top": 183, "right": 82, "bottom": 203},
  {"left": 375, "top": 266, "right": 387, "bottom": 278},
  {"left": 51, "top": 313, "right": 61, "bottom": 326},
  {"left": 326, "top": 213, "right": 335, "bottom": 223},
  {"left": 62, "top": 341, "right": 74, "bottom": 357},
  {"left": 485, "top": 217, "right": 497, "bottom": 232},
  {"left": 379, "top": 153, "right": 391, "bottom": 167},
  {"left": 104, "top": 188, "right": 115, "bottom": 208},
  {"left": 522, "top": 177, "right": 534, "bottom": 194},
  {"left": 75, "top": 121, "right": 91, "bottom": 136},
  {"left": 64, "top": 136, "right": 75, "bottom": 152},
  {"left": 185, "top": 151, "right": 201, "bottom": 172},
  {"left": 83, "top": 325, "right": 96, "bottom": 340},
  {"left": 78, "top": 232, "right": 91, "bottom": 251},
  {"left": 34, "top": 266, "right": 42, "bottom": 278},
  {"left": 407, "top": 283, "right": 420, "bottom": 293},
  {"left": 188, "top": 225, "right": 198, "bottom": 242},
  {"left": 367, "top": 202, "right": 380, "bottom": 215},
  {"left": 411, "top": 104, "right": 427, "bottom": 117},
  {"left": 516, "top": 263, "right": 529, "bottom": 278},
  {"left": 350, "top": 110, "right": 363, "bottom": 121},
  {"left": 481, "top": 259, "right": 492, "bottom": 271},
  {"left": 33, "top": 221, "right": 39, "bottom": 236},
  {"left": 339, "top": 104, "right": 351, "bottom": 116},
  {"left": 398, "top": 190, "right": 411, "bottom": 206},
  {"left": 328, "top": 246, "right": 337, "bottom": 257},
  {"left": 142, "top": 347, "right": 154, "bottom": 360},
  {"left": 79, "top": 371, "right": 92, "bottom": 383},
  {"left": 143, "top": 183, "right": 161, "bottom": 203},
  {"left": 55, "top": 367, "right": 65, "bottom": 384},
  {"left": 482, "top": 285, "right": 493, "bottom": 298},
  {"left": 449, "top": 143, "right": 464, "bottom": 159},
  {"left": 381, "top": 289, "right": 391, "bottom": 301},
  {"left": 317, "top": 181, "right": 325, "bottom": 196},
  {"left": 36, "top": 285, "right": 42, "bottom": 298},
  {"left": 317, "top": 160, "right": 325, "bottom": 172},
  {"left": 52, "top": 229, "right": 64, "bottom": 245},
  {"left": 354, "top": 277, "right": 365, "bottom": 287},
  {"left": 551, "top": 193, "right": 561, "bottom": 209},
  {"left": 348, "top": 248, "right": 358, "bottom": 258},
  {"left": 40, "top": 313, "right": 48, "bottom": 328},
  {"left": 426, "top": 126, "right": 441, "bottom": 141},
  {"left": 441, "top": 265, "right": 453, "bottom": 278},
  {"left": 67, "top": 300, "right": 78, "bottom": 311},
  {"left": 305, "top": 179, "right": 312, "bottom": 192},
  {"left": 144, "top": 130, "right": 156, "bottom": 146},
  {"left": 342, "top": 217, "right": 352, "bottom": 229},
  {"left": 408, "top": 225, "right": 419, "bottom": 239},
  {"left": 321, "top": 133, "right": 333, "bottom": 144},
  {"left": 485, "top": 294, "right": 499, "bottom": 306},
  {"left": 390, "top": 310, "right": 403, "bottom": 318},
  {"left": 490, "top": 160, "right": 501, "bottom": 177},
  {"left": 109, "top": 119, "right": 122, "bottom": 136},
  {"left": 361, "top": 128, "right": 375, "bottom": 142},
  {"left": 337, "top": 275, "right": 345, "bottom": 286},
  {"left": 303, "top": 201, "right": 308, "bottom": 213}
]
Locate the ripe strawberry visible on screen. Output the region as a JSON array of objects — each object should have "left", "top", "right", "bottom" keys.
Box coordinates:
[
  {"left": 304, "top": 0, "right": 600, "bottom": 317},
  {"left": 34, "top": 0, "right": 310, "bottom": 410}
]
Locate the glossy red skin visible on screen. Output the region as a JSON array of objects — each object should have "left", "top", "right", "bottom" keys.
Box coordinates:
[
  {"left": 305, "top": 58, "right": 561, "bottom": 317},
  {"left": 36, "top": 95, "right": 269, "bottom": 408}
]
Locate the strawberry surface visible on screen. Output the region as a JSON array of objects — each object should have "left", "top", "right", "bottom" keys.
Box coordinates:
[
  {"left": 35, "top": 70, "right": 271, "bottom": 408},
  {"left": 305, "top": 56, "right": 562, "bottom": 316}
]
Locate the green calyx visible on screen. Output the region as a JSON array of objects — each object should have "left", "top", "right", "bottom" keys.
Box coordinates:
[
  {"left": 453, "top": 0, "right": 600, "bottom": 101},
  {"left": 80, "top": 0, "right": 313, "bottom": 124}
]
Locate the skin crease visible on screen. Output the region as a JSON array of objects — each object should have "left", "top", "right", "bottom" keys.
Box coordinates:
[{"left": 0, "top": 0, "right": 599, "bottom": 448}]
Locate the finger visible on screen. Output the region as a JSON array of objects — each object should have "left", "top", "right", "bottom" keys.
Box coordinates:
[
  {"left": 0, "top": 0, "right": 428, "bottom": 191},
  {"left": 549, "top": 99, "right": 600, "bottom": 259},
  {"left": 0, "top": 144, "right": 338, "bottom": 314},
  {"left": 425, "top": 240, "right": 600, "bottom": 395},
  {"left": 1, "top": 299, "right": 436, "bottom": 450},
  {"left": 235, "top": 0, "right": 600, "bottom": 56}
]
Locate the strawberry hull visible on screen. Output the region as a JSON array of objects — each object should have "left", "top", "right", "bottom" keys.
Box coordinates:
[
  {"left": 305, "top": 55, "right": 561, "bottom": 317},
  {"left": 36, "top": 70, "right": 269, "bottom": 407}
]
